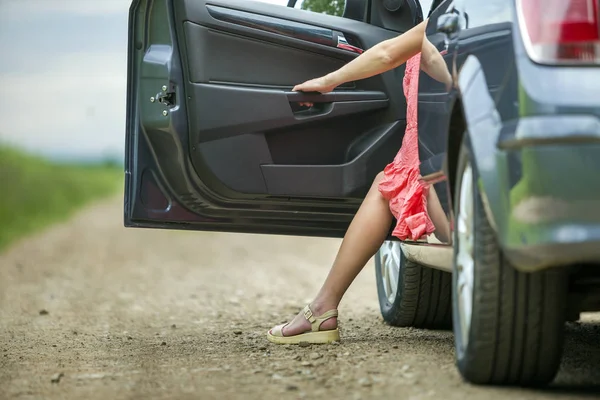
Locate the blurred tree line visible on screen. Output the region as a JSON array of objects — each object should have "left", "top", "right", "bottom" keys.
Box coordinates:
[{"left": 301, "top": 0, "right": 345, "bottom": 16}]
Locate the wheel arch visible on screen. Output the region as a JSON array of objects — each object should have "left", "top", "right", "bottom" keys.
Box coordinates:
[{"left": 445, "top": 97, "right": 466, "bottom": 206}]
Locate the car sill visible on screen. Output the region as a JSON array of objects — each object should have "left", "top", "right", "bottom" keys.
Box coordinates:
[{"left": 400, "top": 243, "right": 453, "bottom": 273}]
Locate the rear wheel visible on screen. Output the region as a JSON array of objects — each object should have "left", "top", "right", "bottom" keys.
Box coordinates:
[
  {"left": 452, "top": 137, "right": 568, "bottom": 386},
  {"left": 375, "top": 241, "right": 452, "bottom": 329}
]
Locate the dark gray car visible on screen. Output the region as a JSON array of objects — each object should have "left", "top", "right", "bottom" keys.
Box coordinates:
[{"left": 124, "top": 0, "right": 600, "bottom": 386}]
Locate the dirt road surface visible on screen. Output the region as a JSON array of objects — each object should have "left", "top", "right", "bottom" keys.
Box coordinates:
[{"left": 1, "top": 196, "right": 599, "bottom": 400}]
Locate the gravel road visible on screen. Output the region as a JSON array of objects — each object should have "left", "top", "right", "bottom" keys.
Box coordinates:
[{"left": 1, "top": 196, "right": 599, "bottom": 400}]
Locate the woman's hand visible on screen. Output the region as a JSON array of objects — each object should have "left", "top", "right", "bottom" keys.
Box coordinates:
[{"left": 292, "top": 76, "right": 338, "bottom": 94}]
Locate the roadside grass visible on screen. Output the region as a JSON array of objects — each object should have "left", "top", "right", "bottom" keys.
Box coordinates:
[{"left": 0, "top": 146, "right": 123, "bottom": 251}]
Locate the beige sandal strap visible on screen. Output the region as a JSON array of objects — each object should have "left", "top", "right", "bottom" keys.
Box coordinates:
[
  {"left": 302, "top": 305, "right": 338, "bottom": 332},
  {"left": 303, "top": 305, "right": 317, "bottom": 324}
]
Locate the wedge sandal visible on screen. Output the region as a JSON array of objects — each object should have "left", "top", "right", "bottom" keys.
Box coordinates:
[{"left": 267, "top": 304, "right": 340, "bottom": 345}]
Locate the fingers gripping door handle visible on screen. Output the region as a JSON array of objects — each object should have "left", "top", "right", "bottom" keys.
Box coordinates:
[
  {"left": 285, "top": 90, "right": 388, "bottom": 119},
  {"left": 285, "top": 91, "right": 387, "bottom": 103},
  {"left": 287, "top": 91, "right": 338, "bottom": 118}
]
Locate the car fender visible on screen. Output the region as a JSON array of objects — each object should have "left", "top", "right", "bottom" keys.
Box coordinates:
[{"left": 454, "top": 55, "right": 507, "bottom": 237}]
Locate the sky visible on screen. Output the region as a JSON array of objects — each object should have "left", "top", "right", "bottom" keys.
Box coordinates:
[{"left": 0, "top": 0, "right": 433, "bottom": 161}]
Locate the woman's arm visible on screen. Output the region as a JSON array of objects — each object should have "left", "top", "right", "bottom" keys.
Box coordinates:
[
  {"left": 420, "top": 35, "right": 452, "bottom": 87},
  {"left": 294, "top": 20, "right": 428, "bottom": 93}
]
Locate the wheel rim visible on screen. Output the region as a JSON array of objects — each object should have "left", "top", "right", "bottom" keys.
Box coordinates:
[
  {"left": 456, "top": 164, "right": 475, "bottom": 350},
  {"left": 379, "top": 241, "right": 402, "bottom": 304}
]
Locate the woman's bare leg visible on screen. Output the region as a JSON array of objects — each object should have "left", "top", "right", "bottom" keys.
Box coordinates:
[
  {"left": 427, "top": 185, "right": 451, "bottom": 243},
  {"left": 281, "top": 172, "right": 393, "bottom": 336}
]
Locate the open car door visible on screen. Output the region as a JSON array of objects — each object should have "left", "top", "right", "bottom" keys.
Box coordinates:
[{"left": 125, "top": 0, "right": 423, "bottom": 237}]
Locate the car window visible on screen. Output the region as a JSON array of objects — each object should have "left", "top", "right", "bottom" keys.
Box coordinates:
[
  {"left": 253, "top": 1, "right": 438, "bottom": 19},
  {"left": 420, "top": 0, "right": 436, "bottom": 16},
  {"left": 300, "top": 1, "right": 437, "bottom": 18},
  {"left": 424, "top": 0, "right": 452, "bottom": 34},
  {"left": 253, "top": 0, "right": 292, "bottom": 6},
  {"left": 252, "top": 0, "right": 345, "bottom": 17},
  {"left": 426, "top": 0, "right": 447, "bottom": 17},
  {"left": 299, "top": 0, "right": 346, "bottom": 16},
  {"left": 457, "top": 0, "right": 511, "bottom": 29}
]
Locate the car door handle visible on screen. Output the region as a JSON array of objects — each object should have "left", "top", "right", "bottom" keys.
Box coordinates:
[
  {"left": 437, "top": 12, "right": 460, "bottom": 35},
  {"left": 285, "top": 90, "right": 387, "bottom": 103},
  {"left": 285, "top": 90, "right": 388, "bottom": 120}
]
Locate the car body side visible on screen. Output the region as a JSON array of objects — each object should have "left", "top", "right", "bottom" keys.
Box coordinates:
[{"left": 418, "top": 0, "right": 600, "bottom": 273}]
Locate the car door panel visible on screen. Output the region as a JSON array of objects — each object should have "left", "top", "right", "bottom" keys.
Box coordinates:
[
  {"left": 182, "top": 22, "right": 354, "bottom": 88},
  {"left": 418, "top": 3, "right": 457, "bottom": 165},
  {"left": 180, "top": 3, "right": 402, "bottom": 200},
  {"left": 260, "top": 121, "right": 404, "bottom": 197},
  {"left": 204, "top": 5, "right": 366, "bottom": 55},
  {"left": 126, "top": 0, "right": 421, "bottom": 236},
  {"left": 190, "top": 85, "right": 388, "bottom": 143},
  {"left": 415, "top": 1, "right": 458, "bottom": 239}
]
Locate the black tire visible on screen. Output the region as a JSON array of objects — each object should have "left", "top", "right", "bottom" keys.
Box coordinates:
[
  {"left": 452, "top": 136, "right": 568, "bottom": 386},
  {"left": 375, "top": 242, "right": 452, "bottom": 329}
]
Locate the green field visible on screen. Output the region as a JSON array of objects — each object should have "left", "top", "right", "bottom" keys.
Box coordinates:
[{"left": 0, "top": 146, "right": 123, "bottom": 251}]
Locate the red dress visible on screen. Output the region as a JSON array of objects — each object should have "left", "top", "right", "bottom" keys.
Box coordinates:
[{"left": 378, "top": 53, "right": 436, "bottom": 241}]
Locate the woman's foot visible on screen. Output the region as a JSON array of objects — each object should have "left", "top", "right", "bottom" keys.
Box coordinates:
[
  {"left": 280, "top": 303, "right": 338, "bottom": 336},
  {"left": 267, "top": 304, "right": 339, "bottom": 344}
]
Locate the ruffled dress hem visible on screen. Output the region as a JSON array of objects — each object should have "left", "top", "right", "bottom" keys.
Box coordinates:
[{"left": 378, "top": 53, "right": 435, "bottom": 241}]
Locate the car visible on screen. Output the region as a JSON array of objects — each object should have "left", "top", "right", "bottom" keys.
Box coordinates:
[{"left": 124, "top": 0, "right": 600, "bottom": 387}]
